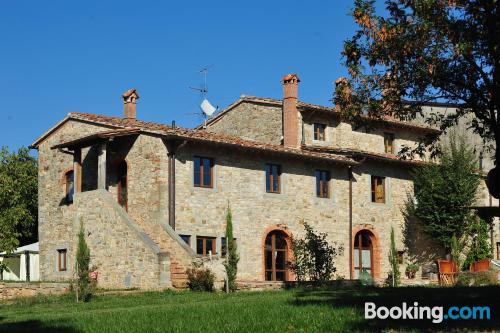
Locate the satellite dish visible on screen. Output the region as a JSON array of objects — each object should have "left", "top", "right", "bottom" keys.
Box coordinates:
[{"left": 200, "top": 98, "right": 216, "bottom": 117}]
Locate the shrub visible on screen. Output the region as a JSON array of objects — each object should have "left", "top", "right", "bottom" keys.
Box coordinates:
[
  {"left": 406, "top": 135, "right": 480, "bottom": 251},
  {"left": 290, "top": 221, "right": 343, "bottom": 283},
  {"left": 187, "top": 263, "right": 215, "bottom": 292},
  {"left": 359, "top": 270, "right": 374, "bottom": 286},
  {"left": 223, "top": 204, "right": 239, "bottom": 292},
  {"left": 456, "top": 270, "right": 498, "bottom": 287}
]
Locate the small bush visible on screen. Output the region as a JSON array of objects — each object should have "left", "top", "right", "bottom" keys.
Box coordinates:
[
  {"left": 290, "top": 221, "right": 343, "bottom": 283},
  {"left": 187, "top": 264, "right": 215, "bottom": 292},
  {"left": 359, "top": 270, "right": 374, "bottom": 286},
  {"left": 456, "top": 270, "right": 498, "bottom": 287}
]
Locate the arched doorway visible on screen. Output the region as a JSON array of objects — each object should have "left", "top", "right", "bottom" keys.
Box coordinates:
[
  {"left": 117, "top": 160, "right": 128, "bottom": 210},
  {"left": 264, "top": 230, "right": 289, "bottom": 281},
  {"left": 354, "top": 230, "right": 373, "bottom": 278}
]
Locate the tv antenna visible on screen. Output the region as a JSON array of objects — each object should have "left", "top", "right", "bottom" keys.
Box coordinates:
[{"left": 189, "top": 65, "right": 218, "bottom": 127}]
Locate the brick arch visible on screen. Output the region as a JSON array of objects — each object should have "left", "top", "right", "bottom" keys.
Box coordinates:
[
  {"left": 261, "top": 225, "right": 294, "bottom": 281},
  {"left": 59, "top": 167, "right": 74, "bottom": 185},
  {"left": 351, "top": 224, "right": 381, "bottom": 279}
]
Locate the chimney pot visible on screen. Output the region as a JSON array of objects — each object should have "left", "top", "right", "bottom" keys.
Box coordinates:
[
  {"left": 122, "top": 89, "right": 140, "bottom": 119},
  {"left": 282, "top": 74, "right": 300, "bottom": 148}
]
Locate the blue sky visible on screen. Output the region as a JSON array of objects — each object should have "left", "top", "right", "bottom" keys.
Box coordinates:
[{"left": 0, "top": 0, "right": 362, "bottom": 151}]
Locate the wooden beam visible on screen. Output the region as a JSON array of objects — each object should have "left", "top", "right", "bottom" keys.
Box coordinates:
[{"left": 73, "top": 148, "right": 82, "bottom": 193}]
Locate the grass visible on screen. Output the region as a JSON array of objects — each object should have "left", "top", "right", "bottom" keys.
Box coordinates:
[{"left": 0, "top": 286, "right": 499, "bottom": 332}]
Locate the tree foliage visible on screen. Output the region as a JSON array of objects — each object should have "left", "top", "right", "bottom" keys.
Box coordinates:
[
  {"left": 388, "top": 226, "right": 400, "bottom": 286},
  {"left": 407, "top": 135, "right": 480, "bottom": 249},
  {"left": 76, "top": 220, "right": 92, "bottom": 302},
  {"left": 0, "top": 146, "right": 37, "bottom": 254},
  {"left": 464, "top": 217, "right": 492, "bottom": 269},
  {"left": 290, "top": 222, "right": 344, "bottom": 283},
  {"left": 223, "top": 204, "right": 239, "bottom": 292},
  {"left": 336, "top": 0, "right": 500, "bottom": 163}
]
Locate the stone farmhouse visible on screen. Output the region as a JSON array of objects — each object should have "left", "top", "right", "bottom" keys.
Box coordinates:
[{"left": 30, "top": 74, "right": 499, "bottom": 289}]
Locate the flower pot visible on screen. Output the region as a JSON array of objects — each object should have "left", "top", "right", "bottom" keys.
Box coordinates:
[
  {"left": 438, "top": 260, "right": 457, "bottom": 273},
  {"left": 471, "top": 259, "right": 490, "bottom": 272},
  {"left": 405, "top": 270, "right": 416, "bottom": 279}
]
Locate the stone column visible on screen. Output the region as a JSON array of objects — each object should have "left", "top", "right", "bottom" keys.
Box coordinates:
[
  {"left": 73, "top": 148, "right": 82, "bottom": 193},
  {"left": 98, "top": 142, "right": 107, "bottom": 190}
]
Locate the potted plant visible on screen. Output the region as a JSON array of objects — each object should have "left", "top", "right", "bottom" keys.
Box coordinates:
[
  {"left": 464, "top": 219, "right": 492, "bottom": 272},
  {"left": 405, "top": 263, "right": 419, "bottom": 279},
  {"left": 471, "top": 259, "right": 490, "bottom": 272}
]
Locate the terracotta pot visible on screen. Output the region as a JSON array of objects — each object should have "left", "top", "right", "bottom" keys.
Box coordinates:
[
  {"left": 471, "top": 259, "right": 490, "bottom": 272},
  {"left": 438, "top": 259, "right": 457, "bottom": 273},
  {"left": 405, "top": 270, "right": 416, "bottom": 279}
]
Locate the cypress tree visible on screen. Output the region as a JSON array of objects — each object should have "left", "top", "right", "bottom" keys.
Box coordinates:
[
  {"left": 76, "top": 219, "right": 91, "bottom": 301},
  {"left": 223, "top": 204, "right": 239, "bottom": 292}
]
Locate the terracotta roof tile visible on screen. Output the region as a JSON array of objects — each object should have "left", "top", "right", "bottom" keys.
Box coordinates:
[
  {"left": 201, "top": 95, "right": 441, "bottom": 134},
  {"left": 63, "top": 112, "right": 358, "bottom": 166},
  {"left": 303, "top": 145, "right": 428, "bottom": 166}
]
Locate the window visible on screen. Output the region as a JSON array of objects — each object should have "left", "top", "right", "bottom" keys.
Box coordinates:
[
  {"left": 196, "top": 236, "right": 216, "bottom": 256},
  {"left": 57, "top": 249, "right": 67, "bottom": 271},
  {"left": 194, "top": 156, "right": 214, "bottom": 188},
  {"left": 180, "top": 235, "right": 191, "bottom": 246},
  {"left": 265, "top": 230, "right": 288, "bottom": 281},
  {"left": 65, "top": 170, "right": 74, "bottom": 204},
  {"left": 313, "top": 123, "right": 326, "bottom": 141},
  {"left": 265, "top": 164, "right": 281, "bottom": 193},
  {"left": 371, "top": 176, "right": 386, "bottom": 203},
  {"left": 315, "top": 170, "right": 330, "bottom": 198},
  {"left": 221, "top": 237, "right": 227, "bottom": 257},
  {"left": 384, "top": 132, "right": 395, "bottom": 154},
  {"left": 117, "top": 161, "right": 127, "bottom": 210}
]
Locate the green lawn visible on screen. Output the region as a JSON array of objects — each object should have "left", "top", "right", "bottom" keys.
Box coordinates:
[{"left": 0, "top": 286, "right": 499, "bottom": 332}]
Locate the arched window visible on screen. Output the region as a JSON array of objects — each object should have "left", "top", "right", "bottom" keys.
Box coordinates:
[
  {"left": 354, "top": 230, "right": 373, "bottom": 278},
  {"left": 65, "top": 170, "right": 74, "bottom": 204},
  {"left": 264, "top": 230, "right": 288, "bottom": 281},
  {"left": 117, "top": 161, "right": 128, "bottom": 210}
]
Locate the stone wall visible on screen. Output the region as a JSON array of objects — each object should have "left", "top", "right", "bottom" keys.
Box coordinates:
[
  {"left": 206, "top": 101, "right": 283, "bottom": 145},
  {"left": 74, "top": 190, "right": 170, "bottom": 290},
  {"left": 37, "top": 119, "right": 112, "bottom": 283},
  {"left": 173, "top": 142, "right": 417, "bottom": 281},
  {"left": 0, "top": 282, "right": 69, "bottom": 301},
  {"left": 303, "top": 113, "right": 425, "bottom": 157}
]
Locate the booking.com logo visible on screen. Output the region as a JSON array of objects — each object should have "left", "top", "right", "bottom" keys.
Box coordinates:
[{"left": 365, "top": 302, "right": 491, "bottom": 323}]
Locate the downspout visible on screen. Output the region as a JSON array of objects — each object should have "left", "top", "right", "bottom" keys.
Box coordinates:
[
  {"left": 166, "top": 132, "right": 187, "bottom": 231},
  {"left": 348, "top": 165, "right": 353, "bottom": 280},
  {"left": 349, "top": 156, "right": 365, "bottom": 280},
  {"left": 166, "top": 135, "right": 178, "bottom": 231},
  {"left": 168, "top": 149, "right": 176, "bottom": 230}
]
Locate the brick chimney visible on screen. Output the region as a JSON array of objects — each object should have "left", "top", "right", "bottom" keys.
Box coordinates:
[
  {"left": 122, "top": 89, "right": 140, "bottom": 119},
  {"left": 282, "top": 74, "right": 300, "bottom": 148}
]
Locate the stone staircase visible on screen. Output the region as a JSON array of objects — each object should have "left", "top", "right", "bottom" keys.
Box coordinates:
[
  {"left": 138, "top": 222, "right": 196, "bottom": 288},
  {"left": 75, "top": 190, "right": 196, "bottom": 289}
]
